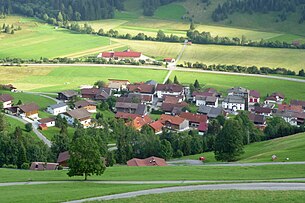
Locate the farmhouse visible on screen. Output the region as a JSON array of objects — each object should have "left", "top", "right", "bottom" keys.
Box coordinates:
[
  {"left": 74, "top": 100, "right": 97, "bottom": 113},
  {"left": 274, "top": 111, "right": 298, "bottom": 126},
  {"left": 222, "top": 95, "right": 245, "bottom": 111},
  {"left": 57, "top": 151, "right": 70, "bottom": 167},
  {"left": 108, "top": 79, "right": 130, "bottom": 91},
  {"left": 161, "top": 102, "right": 188, "bottom": 115},
  {"left": 159, "top": 114, "right": 189, "bottom": 131},
  {"left": 17, "top": 103, "right": 39, "bottom": 119},
  {"left": 30, "top": 162, "right": 59, "bottom": 171},
  {"left": 127, "top": 83, "right": 155, "bottom": 95},
  {"left": 57, "top": 90, "right": 78, "bottom": 102},
  {"left": 38, "top": 117, "right": 56, "bottom": 128},
  {"left": 253, "top": 106, "right": 273, "bottom": 117},
  {"left": 265, "top": 92, "right": 285, "bottom": 104},
  {"left": 195, "top": 95, "right": 218, "bottom": 107},
  {"left": 180, "top": 112, "right": 208, "bottom": 128},
  {"left": 156, "top": 84, "right": 184, "bottom": 99},
  {"left": 128, "top": 93, "right": 153, "bottom": 104},
  {"left": 81, "top": 87, "right": 112, "bottom": 101},
  {"left": 127, "top": 156, "right": 167, "bottom": 167},
  {"left": 115, "top": 102, "right": 147, "bottom": 115},
  {"left": 47, "top": 103, "right": 68, "bottom": 115},
  {"left": 198, "top": 122, "right": 208, "bottom": 135},
  {"left": 98, "top": 49, "right": 143, "bottom": 61},
  {"left": 163, "top": 58, "right": 175, "bottom": 63},
  {"left": 149, "top": 120, "right": 164, "bottom": 134},
  {"left": 248, "top": 113, "right": 267, "bottom": 129},
  {"left": 0, "top": 94, "right": 13, "bottom": 109},
  {"left": 61, "top": 108, "right": 91, "bottom": 128},
  {"left": 198, "top": 106, "right": 224, "bottom": 119},
  {"left": 278, "top": 104, "right": 303, "bottom": 113},
  {"left": 228, "top": 87, "right": 249, "bottom": 98},
  {"left": 115, "top": 112, "right": 139, "bottom": 120},
  {"left": 248, "top": 90, "right": 260, "bottom": 105}
]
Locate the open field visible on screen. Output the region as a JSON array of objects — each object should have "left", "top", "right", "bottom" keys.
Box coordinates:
[
  {"left": 0, "top": 183, "right": 171, "bottom": 203},
  {"left": 105, "top": 190, "right": 305, "bottom": 203},
  {"left": 181, "top": 133, "right": 305, "bottom": 163},
  {"left": 179, "top": 44, "right": 305, "bottom": 71},
  {"left": 171, "top": 71, "right": 305, "bottom": 101},
  {"left": 1, "top": 164, "right": 305, "bottom": 183}
]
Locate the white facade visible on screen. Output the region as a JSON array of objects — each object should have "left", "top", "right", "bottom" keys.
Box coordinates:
[
  {"left": 196, "top": 98, "right": 218, "bottom": 108},
  {"left": 1, "top": 100, "right": 12, "bottom": 109},
  {"left": 222, "top": 102, "right": 245, "bottom": 111},
  {"left": 156, "top": 91, "right": 183, "bottom": 99},
  {"left": 47, "top": 104, "right": 68, "bottom": 115},
  {"left": 60, "top": 114, "right": 91, "bottom": 128}
]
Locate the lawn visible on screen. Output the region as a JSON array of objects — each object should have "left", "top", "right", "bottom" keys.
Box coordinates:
[
  {"left": 179, "top": 44, "right": 305, "bottom": 71},
  {"left": 0, "top": 183, "right": 172, "bottom": 203},
  {"left": 154, "top": 4, "right": 187, "bottom": 20},
  {"left": 39, "top": 127, "right": 75, "bottom": 141},
  {"left": 181, "top": 133, "right": 305, "bottom": 163},
  {"left": 171, "top": 71, "right": 305, "bottom": 101},
  {"left": 1, "top": 164, "right": 305, "bottom": 183},
  {"left": 104, "top": 190, "right": 305, "bottom": 203},
  {"left": 4, "top": 115, "right": 38, "bottom": 140}
]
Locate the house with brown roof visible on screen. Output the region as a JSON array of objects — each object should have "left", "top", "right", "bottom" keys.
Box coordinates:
[
  {"left": 156, "top": 84, "right": 184, "bottom": 99},
  {"left": 115, "top": 102, "right": 147, "bottom": 115},
  {"left": 81, "top": 87, "right": 112, "bottom": 101},
  {"left": 180, "top": 112, "right": 208, "bottom": 128},
  {"left": 163, "top": 58, "right": 175, "bottom": 63},
  {"left": 57, "top": 151, "right": 70, "bottom": 167},
  {"left": 108, "top": 79, "right": 130, "bottom": 91},
  {"left": 159, "top": 114, "right": 189, "bottom": 131},
  {"left": 30, "top": 162, "right": 59, "bottom": 171},
  {"left": 198, "top": 122, "right": 208, "bottom": 135},
  {"left": 265, "top": 92, "right": 285, "bottom": 104},
  {"left": 115, "top": 112, "right": 139, "bottom": 120},
  {"left": 0, "top": 94, "right": 13, "bottom": 109},
  {"left": 248, "top": 113, "right": 267, "bottom": 130},
  {"left": 290, "top": 100, "right": 305, "bottom": 111},
  {"left": 149, "top": 120, "right": 164, "bottom": 134},
  {"left": 278, "top": 104, "right": 303, "bottom": 113},
  {"left": 57, "top": 90, "right": 78, "bottom": 102},
  {"left": 127, "top": 156, "right": 167, "bottom": 166},
  {"left": 17, "top": 103, "right": 40, "bottom": 119},
  {"left": 38, "top": 117, "right": 56, "bottom": 128},
  {"left": 128, "top": 83, "right": 155, "bottom": 95},
  {"left": 248, "top": 90, "right": 260, "bottom": 105},
  {"left": 161, "top": 102, "right": 188, "bottom": 115},
  {"left": 195, "top": 95, "right": 218, "bottom": 107},
  {"left": 74, "top": 100, "right": 97, "bottom": 113},
  {"left": 61, "top": 108, "right": 91, "bottom": 128},
  {"left": 253, "top": 106, "right": 273, "bottom": 117}
]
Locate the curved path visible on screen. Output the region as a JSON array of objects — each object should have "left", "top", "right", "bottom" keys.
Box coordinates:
[
  {"left": 23, "top": 63, "right": 305, "bottom": 83},
  {"left": 64, "top": 182, "right": 305, "bottom": 203}
]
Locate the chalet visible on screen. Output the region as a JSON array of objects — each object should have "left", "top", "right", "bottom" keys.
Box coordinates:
[
  {"left": 57, "top": 151, "right": 70, "bottom": 167},
  {"left": 129, "top": 93, "right": 153, "bottom": 104},
  {"left": 248, "top": 113, "right": 266, "bottom": 129},
  {"left": 74, "top": 100, "right": 97, "bottom": 113},
  {"left": 149, "top": 120, "right": 164, "bottom": 134},
  {"left": 47, "top": 103, "right": 68, "bottom": 115},
  {"left": 156, "top": 84, "right": 184, "bottom": 99},
  {"left": 38, "top": 117, "right": 56, "bottom": 128},
  {"left": 157, "top": 95, "right": 183, "bottom": 107},
  {"left": 108, "top": 79, "right": 130, "bottom": 91},
  {"left": 61, "top": 108, "right": 91, "bottom": 128},
  {"left": 180, "top": 112, "right": 208, "bottom": 128},
  {"left": 163, "top": 58, "right": 175, "bottom": 63},
  {"left": 127, "top": 156, "right": 167, "bottom": 167},
  {"left": 274, "top": 111, "right": 298, "bottom": 126},
  {"left": 195, "top": 95, "right": 218, "bottom": 107},
  {"left": 57, "top": 90, "right": 78, "bottom": 102},
  {"left": 253, "top": 106, "right": 273, "bottom": 117},
  {"left": 81, "top": 87, "right": 112, "bottom": 101},
  {"left": 98, "top": 50, "right": 143, "bottom": 61},
  {"left": 294, "top": 112, "right": 305, "bottom": 125},
  {"left": 17, "top": 103, "right": 39, "bottom": 119},
  {"left": 290, "top": 100, "right": 305, "bottom": 111},
  {"left": 115, "top": 102, "right": 147, "bottom": 115},
  {"left": 228, "top": 87, "right": 249, "bottom": 98},
  {"left": 159, "top": 114, "right": 189, "bottom": 131},
  {"left": 127, "top": 83, "right": 155, "bottom": 95},
  {"left": 198, "top": 106, "right": 224, "bottom": 119},
  {"left": 161, "top": 102, "right": 188, "bottom": 115},
  {"left": 248, "top": 90, "right": 260, "bottom": 105},
  {"left": 127, "top": 115, "right": 152, "bottom": 131},
  {"left": 278, "top": 104, "right": 303, "bottom": 113},
  {"left": 265, "top": 92, "right": 285, "bottom": 104},
  {"left": 222, "top": 96, "right": 245, "bottom": 112},
  {"left": 0, "top": 94, "right": 13, "bottom": 109},
  {"left": 30, "top": 162, "right": 58, "bottom": 171}
]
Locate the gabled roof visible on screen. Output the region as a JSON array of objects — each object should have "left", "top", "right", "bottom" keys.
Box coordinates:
[
  {"left": 198, "top": 122, "right": 208, "bottom": 132},
  {"left": 249, "top": 90, "right": 260, "bottom": 98},
  {"left": 127, "top": 156, "right": 167, "bottom": 166},
  {"left": 198, "top": 106, "right": 223, "bottom": 118},
  {"left": 39, "top": 117, "right": 55, "bottom": 124},
  {"left": 248, "top": 113, "right": 266, "bottom": 124},
  {"left": 74, "top": 100, "right": 96, "bottom": 108},
  {"left": 128, "top": 84, "right": 155, "bottom": 94},
  {"left": 180, "top": 112, "right": 208, "bottom": 123},
  {"left": 161, "top": 102, "right": 188, "bottom": 112},
  {"left": 0, "top": 94, "right": 13, "bottom": 102},
  {"left": 57, "top": 151, "right": 70, "bottom": 163},
  {"left": 49, "top": 103, "right": 67, "bottom": 109},
  {"left": 290, "top": 100, "right": 305, "bottom": 107},
  {"left": 159, "top": 114, "right": 187, "bottom": 126},
  {"left": 18, "top": 103, "right": 39, "bottom": 113},
  {"left": 228, "top": 87, "right": 248, "bottom": 94},
  {"left": 102, "top": 51, "right": 142, "bottom": 58},
  {"left": 59, "top": 90, "right": 78, "bottom": 98},
  {"left": 156, "top": 84, "right": 183, "bottom": 92},
  {"left": 115, "top": 112, "right": 139, "bottom": 120},
  {"left": 81, "top": 88, "right": 100, "bottom": 96},
  {"left": 278, "top": 104, "right": 303, "bottom": 113},
  {"left": 129, "top": 116, "right": 152, "bottom": 130},
  {"left": 223, "top": 95, "right": 245, "bottom": 104},
  {"left": 149, "top": 121, "right": 164, "bottom": 133},
  {"left": 271, "top": 92, "right": 285, "bottom": 99},
  {"left": 65, "top": 108, "right": 91, "bottom": 120},
  {"left": 254, "top": 106, "right": 272, "bottom": 114}
]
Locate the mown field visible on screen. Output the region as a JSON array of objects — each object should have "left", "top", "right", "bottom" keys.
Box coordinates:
[
  {"left": 181, "top": 133, "right": 305, "bottom": 163},
  {"left": 105, "top": 190, "right": 305, "bottom": 203},
  {"left": 4, "top": 115, "right": 38, "bottom": 140}
]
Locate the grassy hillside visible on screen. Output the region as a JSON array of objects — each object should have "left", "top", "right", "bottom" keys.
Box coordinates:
[
  {"left": 181, "top": 133, "right": 305, "bottom": 163},
  {"left": 4, "top": 115, "right": 38, "bottom": 140}
]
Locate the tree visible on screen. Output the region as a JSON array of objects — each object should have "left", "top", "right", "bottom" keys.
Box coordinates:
[
  {"left": 25, "top": 123, "right": 32, "bottom": 132},
  {"left": 159, "top": 140, "right": 173, "bottom": 160},
  {"left": 299, "top": 69, "right": 305, "bottom": 77},
  {"left": 190, "top": 21, "right": 195, "bottom": 30},
  {"left": 157, "top": 30, "right": 165, "bottom": 41},
  {"left": 214, "top": 119, "right": 244, "bottom": 162},
  {"left": 51, "top": 133, "right": 70, "bottom": 160},
  {"left": 194, "top": 79, "right": 200, "bottom": 89},
  {"left": 68, "top": 134, "right": 106, "bottom": 180},
  {"left": 0, "top": 113, "right": 6, "bottom": 133},
  {"left": 173, "top": 75, "right": 180, "bottom": 84},
  {"left": 57, "top": 12, "right": 64, "bottom": 22},
  {"left": 94, "top": 80, "right": 106, "bottom": 88},
  {"left": 106, "top": 151, "right": 115, "bottom": 167},
  {"left": 16, "top": 100, "right": 22, "bottom": 105},
  {"left": 165, "top": 78, "right": 172, "bottom": 84},
  {"left": 43, "top": 13, "right": 49, "bottom": 21}
]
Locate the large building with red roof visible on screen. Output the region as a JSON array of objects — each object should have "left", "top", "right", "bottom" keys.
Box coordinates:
[
  {"left": 127, "top": 156, "right": 167, "bottom": 167},
  {"left": 97, "top": 49, "right": 143, "bottom": 61}
]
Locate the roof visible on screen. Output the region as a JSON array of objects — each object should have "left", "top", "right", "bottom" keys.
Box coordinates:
[
  {"left": 115, "top": 102, "right": 146, "bottom": 115},
  {"left": 18, "top": 103, "right": 39, "bottom": 113},
  {"left": 128, "top": 84, "right": 155, "bottom": 94},
  {"left": 291, "top": 100, "right": 305, "bottom": 107},
  {"left": 65, "top": 108, "right": 91, "bottom": 120},
  {"left": 228, "top": 87, "right": 248, "bottom": 94},
  {"left": 49, "top": 103, "right": 67, "bottom": 109},
  {"left": 198, "top": 106, "right": 223, "bottom": 118},
  {"left": 81, "top": 88, "right": 100, "bottom": 96},
  {"left": 180, "top": 112, "right": 208, "bottom": 123},
  {"left": 195, "top": 95, "right": 217, "bottom": 103},
  {"left": 74, "top": 100, "right": 95, "bottom": 108},
  {"left": 149, "top": 121, "right": 164, "bottom": 132},
  {"left": 248, "top": 113, "right": 266, "bottom": 124},
  {"left": 39, "top": 117, "right": 55, "bottom": 124},
  {"left": 129, "top": 116, "right": 152, "bottom": 130},
  {"left": 57, "top": 151, "right": 70, "bottom": 163},
  {"left": 59, "top": 90, "right": 78, "bottom": 98},
  {"left": 159, "top": 114, "right": 187, "bottom": 126},
  {"left": 0, "top": 94, "right": 13, "bottom": 102},
  {"left": 198, "top": 122, "right": 208, "bottom": 132},
  {"left": 156, "top": 84, "right": 183, "bottom": 92},
  {"left": 163, "top": 95, "right": 182, "bottom": 104},
  {"left": 271, "top": 92, "right": 285, "bottom": 99},
  {"left": 249, "top": 90, "right": 260, "bottom": 98},
  {"left": 102, "top": 51, "right": 141, "bottom": 58},
  {"left": 254, "top": 106, "right": 272, "bottom": 114},
  {"left": 145, "top": 80, "right": 158, "bottom": 86},
  {"left": 161, "top": 102, "right": 188, "bottom": 112},
  {"left": 127, "top": 156, "right": 167, "bottom": 167},
  {"left": 108, "top": 79, "right": 130, "bottom": 89},
  {"left": 164, "top": 58, "right": 174, "bottom": 62},
  {"left": 278, "top": 104, "right": 303, "bottom": 113},
  {"left": 192, "top": 91, "right": 214, "bottom": 97},
  {"left": 223, "top": 95, "right": 245, "bottom": 104},
  {"left": 115, "top": 112, "right": 139, "bottom": 120}
]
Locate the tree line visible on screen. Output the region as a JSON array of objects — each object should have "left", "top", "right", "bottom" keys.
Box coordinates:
[{"left": 212, "top": 0, "right": 305, "bottom": 23}]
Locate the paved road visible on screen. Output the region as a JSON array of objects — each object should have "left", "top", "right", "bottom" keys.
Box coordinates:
[
  {"left": 5, "top": 114, "right": 52, "bottom": 147},
  {"left": 167, "top": 160, "right": 305, "bottom": 166},
  {"left": 64, "top": 183, "right": 305, "bottom": 202},
  {"left": 22, "top": 63, "right": 305, "bottom": 84}
]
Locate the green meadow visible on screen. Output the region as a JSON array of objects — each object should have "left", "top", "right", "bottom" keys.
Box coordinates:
[{"left": 4, "top": 115, "right": 38, "bottom": 140}]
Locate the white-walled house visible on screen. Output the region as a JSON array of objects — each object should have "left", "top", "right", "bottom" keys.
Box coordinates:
[
  {"left": 222, "top": 96, "right": 245, "bottom": 111},
  {"left": 195, "top": 96, "right": 218, "bottom": 107},
  {"left": 38, "top": 117, "right": 56, "bottom": 127},
  {"left": 47, "top": 103, "right": 68, "bottom": 115},
  {"left": 156, "top": 84, "right": 184, "bottom": 99},
  {"left": 61, "top": 108, "right": 91, "bottom": 128},
  {"left": 0, "top": 94, "right": 14, "bottom": 109}
]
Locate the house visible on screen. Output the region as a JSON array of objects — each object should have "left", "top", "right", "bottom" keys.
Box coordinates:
[
  {"left": 127, "top": 156, "right": 167, "bottom": 167},
  {"left": 74, "top": 100, "right": 97, "bottom": 113},
  {"left": 195, "top": 95, "right": 218, "bottom": 107},
  {"left": 17, "top": 103, "right": 40, "bottom": 119},
  {"left": 38, "top": 117, "right": 56, "bottom": 128},
  {"left": 198, "top": 122, "right": 208, "bottom": 135},
  {"left": 278, "top": 104, "right": 303, "bottom": 113},
  {"left": 145, "top": 80, "right": 158, "bottom": 86},
  {"left": 127, "top": 115, "right": 152, "bottom": 131},
  {"left": 30, "top": 162, "right": 59, "bottom": 171},
  {"left": 128, "top": 93, "right": 153, "bottom": 104},
  {"left": 290, "top": 100, "right": 305, "bottom": 111},
  {"left": 0, "top": 94, "right": 13, "bottom": 109},
  {"left": 149, "top": 120, "right": 164, "bottom": 134},
  {"left": 161, "top": 102, "right": 188, "bottom": 115},
  {"left": 294, "top": 112, "right": 305, "bottom": 125},
  {"left": 163, "top": 58, "right": 175, "bottom": 63},
  {"left": 253, "top": 106, "right": 273, "bottom": 117},
  {"left": 222, "top": 96, "right": 245, "bottom": 112},
  {"left": 156, "top": 84, "right": 184, "bottom": 99},
  {"left": 57, "top": 151, "right": 70, "bottom": 167},
  {"left": 47, "top": 103, "right": 68, "bottom": 115},
  {"left": 0, "top": 84, "right": 16, "bottom": 91},
  {"left": 81, "top": 87, "right": 112, "bottom": 101},
  {"left": 180, "top": 112, "right": 208, "bottom": 128},
  {"left": 98, "top": 50, "right": 143, "bottom": 61},
  {"left": 157, "top": 95, "right": 184, "bottom": 107},
  {"left": 57, "top": 90, "right": 78, "bottom": 102},
  {"left": 248, "top": 90, "right": 260, "bottom": 105},
  {"left": 228, "top": 87, "right": 249, "bottom": 98},
  {"left": 108, "top": 79, "right": 130, "bottom": 91},
  {"left": 198, "top": 106, "right": 224, "bottom": 119},
  {"left": 159, "top": 114, "right": 189, "bottom": 131},
  {"left": 265, "top": 92, "right": 285, "bottom": 104},
  {"left": 115, "top": 102, "right": 147, "bottom": 115},
  {"left": 248, "top": 113, "right": 266, "bottom": 129},
  {"left": 274, "top": 111, "right": 298, "bottom": 126},
  {"left": 127, "top": 83, "right": 155, "bottom": 95},
  {"left": 115, "top": 112, "right": 139, "bottom": 120},
  {"left": 61, "top": 108, "right": 91, "bottom": 128}
]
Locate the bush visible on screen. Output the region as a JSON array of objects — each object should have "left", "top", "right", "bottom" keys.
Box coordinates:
[
  {"left": 174, "top": 150, "right": 184, "bottom": 158},
  {"left": 25, "top": 123, "right": 33, "bottom": 132},
  {"left": 58, "top": 165, "right": 63, "bottom": 170},
  {"left": 21, "top": 163, "right": 30, "bottom": 170},
  {"left": 3, "top": 164, "right": 17, "bottom": 169}
]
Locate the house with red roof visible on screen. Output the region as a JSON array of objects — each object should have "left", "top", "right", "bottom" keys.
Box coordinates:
[
  {"left": 163, "top": 58, "right": 175, "bottom": 63},
  {"left": 127, "top": 115, "right": 152, "bottom": 131},
  {"left": 248, "top": 90, "right": 260, "bottom": 105},
  {"left": 149, "top": 120, "right": 164, "bottom": 134},
  {"left": 198, "top": 122, "right": 208, "bottom": 135},
  {"left": 97, "top": 49, "right": 143, "bottom": 61},
  {"left": 180, "top": 112, "right": 208, "bottom": 128},
  {"left": 127, "top": 156, "right": 167, "bottom": 167},
  {"left": 159, "top": 114, "right": 189, "bottom": 131}
]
